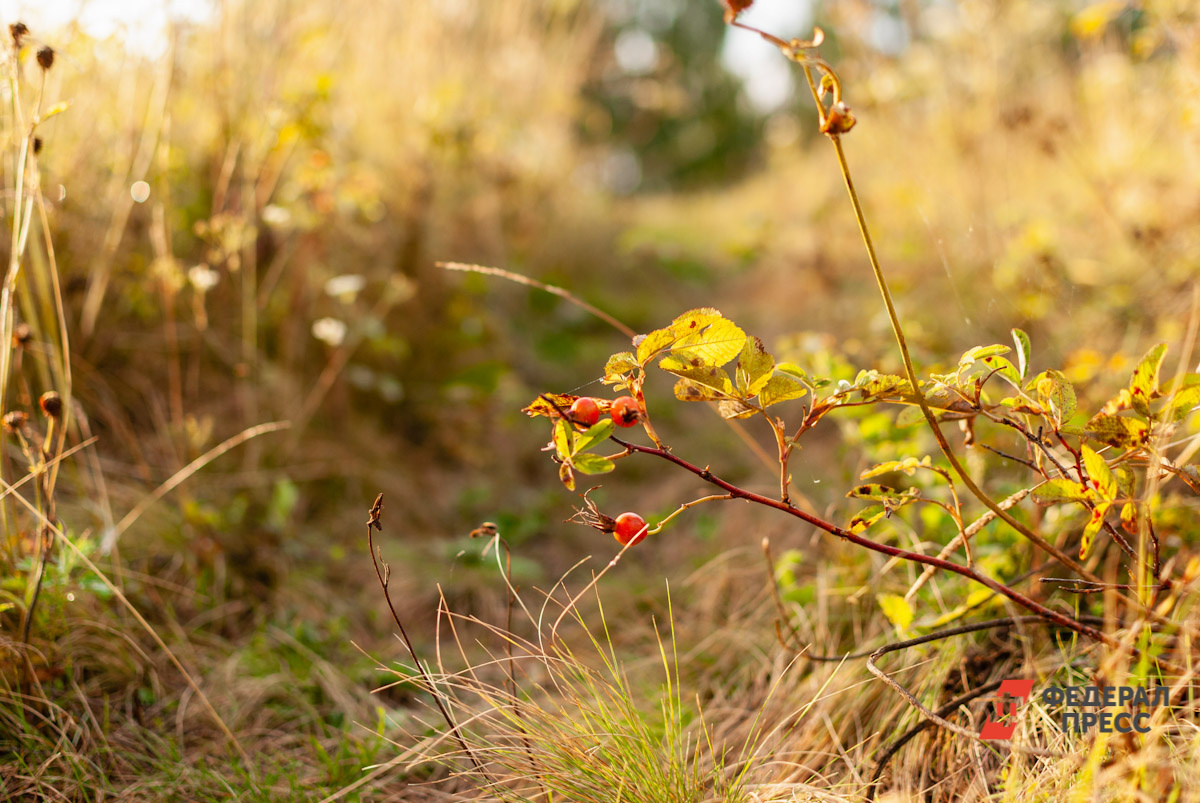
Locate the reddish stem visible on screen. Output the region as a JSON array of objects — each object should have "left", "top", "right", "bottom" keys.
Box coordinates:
[{"left": 611, "top": 436, "right": 1111, "bottom": 647}]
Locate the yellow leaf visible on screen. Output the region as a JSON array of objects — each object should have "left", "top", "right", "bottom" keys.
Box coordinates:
[
  {"left": 1079, "top": 502, "right": 1110, "bottom": 559},
  {"left": 878, "top": 593, "right": 914, "bottom": 634},
  {"left": 735, "top": 336, "right": 775, "bottom": 397},
  {"left": 40, "top": 100, "right": 71, "bottom": 121},
  {"left": 1071, "top": 1, "right": 1125, "bottom": 39},
  {"left": 661, "top": 309, "right": 746, "bottom": 368},
  {"left": 1081, "top": 445, "right": 1116, "bottom": 500},
  {"left": 861, "top": 456, "right": 932, "bottom": 479}
]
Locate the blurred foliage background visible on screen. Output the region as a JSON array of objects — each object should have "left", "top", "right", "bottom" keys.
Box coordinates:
[{"left": 4, "top": 0, "right": 1200, "bottom": 798}]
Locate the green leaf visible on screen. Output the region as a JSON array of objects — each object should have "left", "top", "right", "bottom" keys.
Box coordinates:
[
  {"left": 1081, "top": 445, "right": 1117, "bottom": 500},
  {"left": 877, "top": 593, "right": 914, "bottom": 634},
  {"left": 861, "top": 456, "right": 933, "bottom": 479},
  {"left": 1032, "top": 478, "right": 1092, "bottom": 505},
  {"left": 758, "top": 366, "right": 809, "bottom": 408},
  {"left": 998, "top": 396, "right": 1043, "bottom": 415},
  {"left": 1012, "top": 328, "right": 1032, "bottom": 379},
  {"left": 735, "top": 336, "right": 775, "bottom": 397},
  {"left": 1084, "top": 414, "right": 1150, "bottom": 450},
  {"left": 847, "top": 483, "right": 896, "bottom": 499},
  {"left": 774, "top": 362, "right": 808, "bottom": 381},
  {"left": 1030, "top": 370, "right": 1076, "bottom": 427},
  {"left": 967, "top": 355, "right": 1022, "bottom": 387},
  {"left": 846, "top": 484, "right": 920, "bottom": 507},
  {"left": 1129, "top": 342, "right": 1168, "bottom": 414},
  {"left": 604, "top": 352, "right": 637, "bottom": 382},
  {"left": 574, "top": 419, "right": 615, "bottom": 453},
  {"left": 1114, "top": 466, "right": 1136, "bottom": 499},
  {"left": 920, "top": 383, "right": 976, "bottom": 414},
  {"left": 1166, "top": 384, "right": 1200, "bottom": 423},
  {"left": 958, "top": 344, "right": 1010, "bottom": 373},
  {"left": 964, "top": 344, "right": 1011, "bottom": 361},
  {"left": 571, "top": 453, "right": 615, "bottom": 475}
]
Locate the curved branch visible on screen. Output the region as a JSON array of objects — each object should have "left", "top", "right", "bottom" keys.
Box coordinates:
[{"left": 612, "top": 436, "right": 1112, "bottom": 648}]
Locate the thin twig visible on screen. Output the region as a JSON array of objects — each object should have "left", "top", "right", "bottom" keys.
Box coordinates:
[
  {"left": 611, "top": 434, "right": 1192, "bottom": 676},
  {"left": 364, "top": 494, "right": 490, "bottom": 782},
  {"left": 110, "top": 420, "right": 290, "bottom": 545},
  {"left": 439, "top": 261, "right": 636, "bottom": 339},
  {"left": 865, "top": 679, "right": 1003, "bottom": 802},
  {"left": 906, "top": 489, "right": 1030, "bottom": 601},
  {"left": 864, "top": 618, "right": 1088, "bottom": 750}
]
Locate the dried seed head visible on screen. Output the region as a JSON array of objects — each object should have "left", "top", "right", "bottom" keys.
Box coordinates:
[
  {"left": 3, "top": 410, "right": 28, "bottom": 434},
  {"left": 469, "top": 521, "right": 499, "bottom": 539},
  {"left": 36, "top": 46, "right": 54, "bottom": 71},
  {"left": 9, "top": 22, "right": 28, "bottom": 49},
  {"left": 39, "top": 391, "right": 62, "bottom": 419},
  {"left": 12, "top": 323, "right": 32, "bottom": 348},
  {"left": 567, "top": 488, "right": 618, "bottom": 533},
  {"left": 722, "top": 0, "right": 754, "bottom": 20},
  {"left": 820, "top": 101, "right": 857, "bottom": 135}
]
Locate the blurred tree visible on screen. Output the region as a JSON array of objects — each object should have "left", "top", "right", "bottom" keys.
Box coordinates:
[{"left": 581, "top": 0, "right": 764, "bottom": 191}]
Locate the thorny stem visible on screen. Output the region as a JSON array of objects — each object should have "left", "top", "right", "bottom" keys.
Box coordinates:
[
  {"left": 770, "top": 418, "right": 791, "bottom": 504},
  {"left": 617, "top": 434, "right": 1187, "bottom": 675},
  {"left": 611, "top": 436, "right": 1110, "bottom": 646}
]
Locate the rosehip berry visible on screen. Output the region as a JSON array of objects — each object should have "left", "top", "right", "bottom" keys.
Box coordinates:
[
  {"left": 611, "top": 395, "right": 641, "bottom": 428},
  {"left": 569, "top": 397, "right": 601, "bottom": 427},
  {"left": 613, "top": 512, "right": 648, "bottom": 546}
]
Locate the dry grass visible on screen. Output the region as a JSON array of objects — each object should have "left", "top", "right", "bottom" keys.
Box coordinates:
[{"left": 3, "top": 1, "right": 1200, "bottom": 801}]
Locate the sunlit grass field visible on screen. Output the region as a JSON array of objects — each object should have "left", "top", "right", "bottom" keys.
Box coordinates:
[{"left": 3, "top": 1, "right": 1200, "bottom": 800}]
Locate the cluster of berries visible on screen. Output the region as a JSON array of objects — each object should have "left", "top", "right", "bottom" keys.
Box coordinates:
[
  {"left": 565, "top": 395, "right": 647, "bottom": 546},
  {"left": 567, "top": 395, "right": 640, "bottom": 429}
]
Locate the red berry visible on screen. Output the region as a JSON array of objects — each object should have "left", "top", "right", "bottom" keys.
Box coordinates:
[
  {"left": 613, "top": 512, "right": 648, "bottom": 546},
  {"left": 611, "top": 396, "right": 641, "bottom": 428},
  {"left": 569, "top": 397, "right": 601, "bottom": 427}
]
